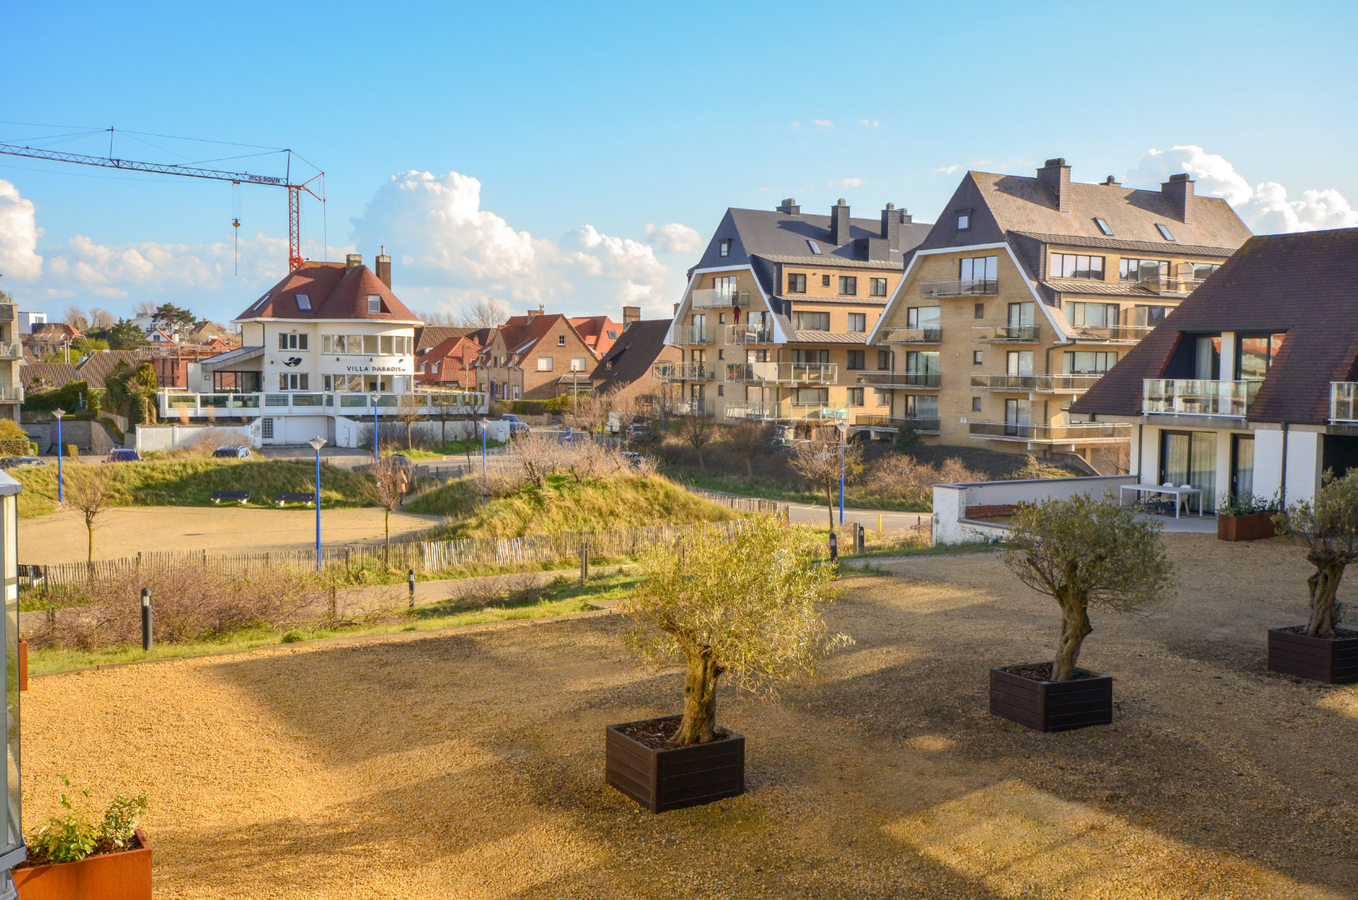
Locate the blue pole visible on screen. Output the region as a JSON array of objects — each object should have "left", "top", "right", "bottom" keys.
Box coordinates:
[
  {"left": 481, "top": 420, "right": 487, "bottom": 503},
  {"left": 56, "top": 417, "right": 63, "bottom": 503},
  {"left": 839, "top": 440, "right": 845, "bottom": 526},
  {"left": 314, "top": 446, "right": 322, "bottom": 571},
  {"left": 373, "top": 401, "right": 379, "bottom": 463}
]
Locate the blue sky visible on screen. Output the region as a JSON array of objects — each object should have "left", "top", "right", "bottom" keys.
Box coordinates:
[{"left": 2, "top": 0, "right": 1355, "bottom": 326}]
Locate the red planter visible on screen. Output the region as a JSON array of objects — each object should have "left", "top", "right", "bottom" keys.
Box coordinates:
[
  {"left": 606, "top": 716, "right": 744, "bottom": 813},
  {"left": 1268, "top": 628, "right": 1358, "bottom": 684},
  {"left": 14, "top": 829, "right": 151, "bottom": 900},
  {"left": 1217, "top": 513, "right": 1276, "bottom": 542},
  {"left": 17, "top": 639, "right": 26, "bottom": 692}
]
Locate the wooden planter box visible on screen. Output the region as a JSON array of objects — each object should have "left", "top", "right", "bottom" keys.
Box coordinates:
[
  {"left": 1268, "top": 628, "right": 1358, "bottom": 684},
  {"left": 990, "top": 666, "right": 1113, "bottom": 732},
  {"left": 606, "top": 716, "right": 744, "bottom": 812},
  {"left": 14, "top": 829, "right": 151, "bottom": 900},
  {"left": 1218, "top": 512, "right": 1276, "bottom": 542}
]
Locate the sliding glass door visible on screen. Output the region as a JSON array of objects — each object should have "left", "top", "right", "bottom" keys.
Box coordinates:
[{"left": 1160, "top": 431, "right": 1218, "bottom": 512}]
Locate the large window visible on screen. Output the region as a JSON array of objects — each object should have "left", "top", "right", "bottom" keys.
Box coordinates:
[
  {"left": 787, "top": 273, "right": 807, "bottom": 293},
  {"left": 849, "top": 387, "right": 865, "bottom": 406},
  {"left": 791, "top": 349, "right": 829, "bottom": 364},
  {"left": 877, "top": 350, "right": 891, "bottom": 370},
  {"left": 278, "top": 373, "right": 309, "bottom": 391},
  {"left": 1064, "top": 350, "right": 1117, "bottom": 373},
  {"left": 792, "top": 387, "right": 829, "bottom": 406},
  {"left": 960, "top": 256, "right": 997, "bottom": 284},
  {"left": 1050, "top": 253, "right": 1105, "bottom": 280},
  {"left": 570, "top": 358, "right": 587, "bottom": 372},
  {"left": 1193, "top": 262, "right": 1221, "bottom": 280},
  {"left": 1119, "top": 259, "right": 1168, "bottom": 283},
  {"left": 870, "top": 277, "right": 888, "bottom": 297},
  {"left": 848, "top": 313, "right": 866, "bottom": 332},
  {"left": 904, "top": 395, "right": 938, "bottom": 417},
  {"left": 1160, "top": 431, "right": 1217, "bottom": 511},
  {"left": 324, "top": 334, "right": 411, "bottom": 355},
  {"left": 846, "top": 350, "right": 865, "bottom": 370},
  {"left": 278, "top": 333, "right": 308, "bottom": 350},
  {"left": 1237, "top": 333, "right": 1286, "bottom": 381},
  {"left": 905, "top": 351, "right": 939, "bottom": 376},
  {"left": 1065, "top": 302, "right": 1120, "bottom": 328},
  {"left": 838, "top": 276, "right": 858, "bottom": 296},
  {"left": 794, "top": 311, "right": 830, "bottom": 331}
]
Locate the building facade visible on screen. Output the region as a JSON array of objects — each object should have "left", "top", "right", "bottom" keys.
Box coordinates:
[
  {"left": 868, "top": 159, "right": 1252, "bottom": 467},
  {"left": 473, "top": 310, "right": 621, "bottom": 402},
  {"left": 0, "top": 299, "right": 22, "bottom": 420}
]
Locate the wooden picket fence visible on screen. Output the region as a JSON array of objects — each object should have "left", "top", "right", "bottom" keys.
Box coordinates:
[{"left": 682, "top": 486, "right": 789, "bottom": 518}]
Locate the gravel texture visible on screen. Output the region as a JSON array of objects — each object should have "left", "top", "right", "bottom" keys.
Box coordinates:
[{"left": 22, "top": 534, "right": 1358, "bottom": 898}]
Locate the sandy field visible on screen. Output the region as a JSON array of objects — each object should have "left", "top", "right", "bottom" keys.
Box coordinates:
[
  {"left": 18, "top": 506, "right": 441, "bottom": 564},
  {"left": 21, "top": 534, "right": 1358, "bottom": 899}
]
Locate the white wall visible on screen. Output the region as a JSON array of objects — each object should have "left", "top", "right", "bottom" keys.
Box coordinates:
[
  {"left": 1285, "top": 430, "right": 1323, "bottom": 506},
  {"left": 1253, "top": 428, "right": 1285, "bottom": 502},
  {"left": 931, "top": 475, "right": 1138, "bottom": 545},
  {"left": 135, "top": 423, "right": 256, "bottom": 453}
]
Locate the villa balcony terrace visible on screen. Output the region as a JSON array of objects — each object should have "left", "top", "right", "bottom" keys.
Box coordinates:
[
  {"left": 856, "top": 371, "right": 940, "bottom": 389},
  {"left": 972, "top": 325, "right": 1040, "bottom": 343},
  {"left": 921, "top": 278, "right": 998, "bottom": 299},
  {"left": 1142, "top": 379, "right": 1261, "bottom": 418},
  {"left": 879, "top": 327, "right": 942, "bottom": 344},
  {"left": 970, "top": 374, "right": 1102, "bottom": 393}
]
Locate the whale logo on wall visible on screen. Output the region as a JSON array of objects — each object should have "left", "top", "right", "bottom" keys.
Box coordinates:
[{"left": 284, "top": 357, "right": 302, "bottom": 367}]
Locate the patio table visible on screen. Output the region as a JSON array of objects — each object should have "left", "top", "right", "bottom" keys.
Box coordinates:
[{"left": 1119, "top": 483, "right": 1204, "bottom": 519}]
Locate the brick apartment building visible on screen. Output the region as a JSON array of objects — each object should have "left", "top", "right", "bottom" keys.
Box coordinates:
[{"left": 473, "top": 308, "right": 624, "bottom": 401}]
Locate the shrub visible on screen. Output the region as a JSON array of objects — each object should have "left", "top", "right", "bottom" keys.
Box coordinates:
[
  {"left": 1219, "top": 490, "right": 1281, "bottom": 517},
  {"left": 62, "top": 443, "right": 79, "bottom": 458},
  {"left": 23, "top": 380, "right": 90, "bottom": 414},
  {"left": 28, "top": 776, "right": 148, "bottom": 866}
]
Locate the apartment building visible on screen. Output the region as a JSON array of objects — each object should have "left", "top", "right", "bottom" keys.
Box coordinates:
[
  {"left": 663, "top": 199, "right": 931, "bottom": 423},
  {"left": 867, "top": 158, "right": 1252, "bottom": 466},
  {"left": 1071, "top": 228, "right": 1358, "bottom": 510},
  {"left": 0, "top": 297, "right": 22, "bottom": 419},
  {"left": 472, "top": 309, "right": 621, "bottom": 401}
]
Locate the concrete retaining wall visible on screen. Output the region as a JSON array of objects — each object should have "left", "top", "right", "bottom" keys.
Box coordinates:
[{"left": 932, "top": 475, "right": 1138, "bottom": 545}]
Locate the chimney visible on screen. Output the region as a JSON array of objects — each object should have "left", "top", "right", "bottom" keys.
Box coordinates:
[
  {"left": 1162, "top": 173, "right": 1195, "bottom": 225},
  {"left": 880, "top": 202, "right": 901, "bottom": 246},
  {"left": 526, "top": 303, "right": 544, "bottom": 322},
  {"left": 1102, "top": 175, "right": 1121, "bottom": 187},
  {"left": 899, "top": 208, "right": 913, "bottom": 225},
  {"left": 776, "top": 198, "right": 800, "bottom": 215},
  {"left": 830, "top": 199, "right": 851, "bottom": 245},
  {"left": 345, "top": 253, "right": 362, "bottom": 269},
  {"left": 375, "top": 245, "right": 392, "bottom": 288},
  {"left": 1036, "top": 158, "right": 1072, "bottom": 213},
  {"left": 622, "top": 306, "right": 641, "bottom": 327}
]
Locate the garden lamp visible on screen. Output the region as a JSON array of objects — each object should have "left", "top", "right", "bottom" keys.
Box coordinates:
[
  {"left": 368, "top": 392, "right": 382, "bottom": 462},
  {"left": 308, "top": 436, "right": 326, "bottom": 570},
  {"left": 52, "top": 408, "right": 65, "bottom": 503}
]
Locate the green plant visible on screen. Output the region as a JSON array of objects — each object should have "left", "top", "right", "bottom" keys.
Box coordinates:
[
  {"left": 281, "top": 629, "right": 306, "bottom": 643},
  {"left": 1218, "top": 490, "right": 1281, "bottom": 517},
  {"left": 1274, "top": 470, "right": 1358, "bottom": 637},
  {"left": 29, "top": 776, "right": 147, "bottom": 865}
]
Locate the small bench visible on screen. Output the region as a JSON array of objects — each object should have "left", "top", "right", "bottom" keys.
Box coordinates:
[
  {"left": 212, "top": 490, "right": 251, "bottom": 505},
  {"left": 275, "top": 492, "right": 316, "bottom": 507}
]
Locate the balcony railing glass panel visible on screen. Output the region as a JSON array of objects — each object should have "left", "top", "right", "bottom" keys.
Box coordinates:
[
  {"left": 856, "top": 371, "right": 940, "bottom": 388},
  {"left": 969, "top": 374, "right": 1102, "bottom": 392},
  {"left": 880, "top": 327, "right": 942, "bottom": 344},
  {"left": 920, "top": 278, "right": 998, "bottom": 298},
  {"left": 1142, "top": 379, "right": 1261, "bottom": 417},
  {"left": 1331, "top": 382, "right": 1358, "bottom": 422},
  {"left": 968, "top": 422, "right": 1130, "bottom": 442},
  {"left": 972, "top": 325, "right": 1040, "bottom": 342}
]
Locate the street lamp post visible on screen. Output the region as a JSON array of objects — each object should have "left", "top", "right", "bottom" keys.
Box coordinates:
[
  {"left": 368, "top": 392, "right": 381, "bottom": 463},
  {"left": 52, "top": 408, "right": 66, "bottom": 503},
  {"left": 308, "top": 436, "right": 326, "bottom": 571},
  {"left": 838, "top": 422, "right": 848, "bottom": 526}
]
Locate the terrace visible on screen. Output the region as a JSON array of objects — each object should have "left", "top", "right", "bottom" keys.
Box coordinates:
[
  {"left": 967, "top": 421, "right": 1131, "bottom": 445},
  {"left": 879, "top": 327, "right": 943, "bottom": 344},
  {"left": 972, "top": 325, "right": 1040, "bottom": 343},
  {"left": 157, "top": 389, "right": 486, "bottom": 419},
  {"left": 1142, "top": 379, "right": 1261, "bottom": 418}
]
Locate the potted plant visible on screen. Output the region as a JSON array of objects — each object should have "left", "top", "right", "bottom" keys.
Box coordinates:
[
  {"left": 611, "top": 517, "right": 849, "bottom": 812},
  {"left": 994, "top": 494, "right": 1174, "bottom": 731},
  {"left": 1217, "top": 490, "right": 1281, "bottom": 542},
  {"left": 14, "top": 778, "right": 150, "bottom": 900},
  {"left": 1270, "top": 471, "right": 1358, "bottom": 683}
]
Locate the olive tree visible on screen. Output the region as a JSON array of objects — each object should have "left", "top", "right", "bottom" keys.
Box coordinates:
[
  {"left": 620, "top": 517, "right": 850, "bottom": 746},
  {"left": 1002, "top": 494, "right": 1174, "bottom": 681},
  {"left": 1275, "top": 470, "right": 1358, "bottom": 638}
]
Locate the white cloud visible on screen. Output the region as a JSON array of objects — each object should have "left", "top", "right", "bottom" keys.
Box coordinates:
[
  {"left": 829, "top": 178, "right": 863, "bottom": 188},
  {"left": 812, "top": 119, "right": 834, "bottom": 130},
  {"left": 934, "top": 164, "right": 963, "bottom": 175},
  {"left": 0, "top": 179, "right": 42, "bottom": 280},
  {"left": 644, "top": 222, "right": 702, "bottom": 253},
  {"left": 858, "top": 119, "right": 880, "bottom": 128},
  {"left": 1127, "top": 144, "right": 1358, "bottom": 234}
]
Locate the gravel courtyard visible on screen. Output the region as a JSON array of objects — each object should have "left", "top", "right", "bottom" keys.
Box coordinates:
[{"left": 22, "top": 534, "right": 1358, "bottom": 899}]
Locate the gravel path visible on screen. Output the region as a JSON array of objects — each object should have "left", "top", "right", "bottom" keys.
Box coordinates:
[{"left": 21, "top": 534, "right": 1358, "bottom": 898}]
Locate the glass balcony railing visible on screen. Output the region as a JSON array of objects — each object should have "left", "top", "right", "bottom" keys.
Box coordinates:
[
  {"left": 673, "top": 399, "right": 716, "bottom": 417},
  {"left": 970, "top": 374, "right": 1103, "bottom": 392},
  {"left": 0, "top": 385, "right": 22, "bottom": 403},
  {"left": 674, "top": 326, "right": 716, "bottom": 345},
  {"left": 723, "top": 404, "right": 776, "bottom": 421},
  {"left": 1142, "top": 379, "right": 1261, "bottom": 417},
  {"left": 690, "top": 289, "right": 751, "bottom": 309},
  {"left": 856, "top": 371, "right": 940, "bottom": 388},
  {"left": 1068, "top": 325, "right": 1156, "bottom": 343},
  {"left": 921, "top": 278, "right": 998, "bottom": 298},
  {"left": 158, "top": 390, "right": 488, "bottom": 417},
  {"left": 653, "top": 362, "right": 714, "bottom": 381},
  {"left": 726, "top": 363, "right": 838, "bottom": 384},
  {"left": 972, "top": 325, "right": 1040, "bottom": 342},
  {"left": 969, "top": 421, "right": 1130, "bottom": 442},
  {"left": 726, "top": 324, "right": 774, "bottom": 345},
  {"left": 790, "top": 404, "right": 849, "bottom": 422},
  {"left": 1331, "top": 382, "right": 1358, "bottom": 422},
  {"left": 880, "top": 327, "right": 942, "bottom": 344},
  {"left": 854, "top": 415, "right": 940, "bottom": 433}
]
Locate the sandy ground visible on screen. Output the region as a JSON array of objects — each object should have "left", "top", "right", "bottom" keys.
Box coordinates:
[
  {"left": 17, "top": 506, "right": 441, "bottom": 564},
  {"left": 21, "top": 534, "right": 1358, "bottom": 899}
]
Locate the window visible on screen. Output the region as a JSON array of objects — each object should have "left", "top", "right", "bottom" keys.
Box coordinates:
[
  {"left": 537, "top": 357, "right": 553, "bottom": 372},
  {"left": 838, "top": 276, "right": 858, "bottom": 295},
  {"left": 719, "top": 239, "right": 731, "bottom": 258},
  {"left": 717, "top": 385, "right": 724, "bottom": 396},
  {"left": 846, "top": 350, "right": 865, "bottom": 370},
  {"left": 1119, "top": 259, "right": 1169, "bottom": 283},
  {"left": 973, "top": 350, "right": 983, "bottom": 365},
  {"left": 367, "top": 294, "right": 382, "bottom": 314},
  {"left": 974, "top": 303, "right": 985, "bottom": 319},
  {"left": 1064, "top": 350, "right": 1118, "bottom": 373},
  {"left": 794, "top": 311, "right": 830, "bottom": 331},
  {"left": 324, "top": 374, "right": 334, "bottom": 389},
  {"left": 380, "top": 335, "right": 394, "bottom": 355},
  {"left": 717, "top": 349, "right": 724, "bottom": 360},
  {"left": 849, "top": 387, "right": 865, "bottom": 406},
  {"left": 295, "top": 293, "right": 311, "bottom": 311},
  {"left": 877, "top": 350, "right": 891, "bottom": 370},
  {"left": 277, "top": 333, "right": 308, "bottom": 350},
  {"left": 718, "top": 314, "right": 726, "bottom": 324},
  {"left": 960, "top": 256, "right": 997, "bottom": 284},
  {"left": 972, "top": 397, "right": 982, "bottom": 412},
  {"left": 558, "top": 334, "right": 567, "bottom": 346},
  {"left": 1192, "top": 263, "right": 1221, "bottom": 281},
  {"left": 1159, "top": 431, "right": 1217, "bottom": 511},
  {"left": 787, "top": 273, "right": 807, "bottom": 293},
  {"left": 433, "top": 361, "right": 441, "bottom": 373},
  {"left": 807, "top": 240, "right": 822, "bottom": 255},
  {"left": 1237, "top": 333, "right": 1286, "bottom": 380},
  {"left": 1094, "top": 218, "right": 1114, "bottom": 236},
  {"left": 279, "top": 373, "right": 309, "bottom": 391},
  {"left": 607, "top": 330, "right": 618, "bottom": 339},
  {"left": 1156, "top": 223, "right": 1176, "bottom": 241},
  {"left": 956, "top": 209, "right": 972, "bottom": 231},
  {"left": 821, "top": 275, "right": 831, "bottom": 287},
  {"left": 791, "top": 348, "right": 830, "bottom": 364},
  {"left": 875, "top": 389, "right": 890, "bottom": 407},
  {"left": 870, "top": 277, "right": 888, "bottom": 297},
  {"left": 253, "top": 294, "right": 271, "bottom": 311},
  {"left": 792, "top": 387, "right": 829, "bottom": 406},
  {"left": 848, "top": 313, "right": 866, "bottom": 332},
  {"left": 1049, "top": 253, "right": 1106, "bottom": 280},
  {"left": 362, "top": 335, "right": 377, "bottom": 354},
  {"left": 570, "top": 357, "right": 587, "bottom": 372},
  {"left": 1065, "top": 302, "right": 1120, "bottom": 328}
]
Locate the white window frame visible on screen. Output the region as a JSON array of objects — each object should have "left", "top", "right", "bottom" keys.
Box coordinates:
[
  {"left": 295, "top": 293, "right": 311, "bottom": 311},
  {"left": 367, "top": 294, "right": 382, "bottom": 314},
  {"left": 537, "top": 357, "right": 553, "bottom": 372}
]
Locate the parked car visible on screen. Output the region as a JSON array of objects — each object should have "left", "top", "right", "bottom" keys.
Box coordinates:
[
  {"left": 622, "top": 451, "right": 644, "bottom": 469},
  {"left": 0, "top": 457, "right": 43, "bottom": 470},
  {"left": 627, "top": 420, "right": 655, "bottom": 442},
  {"left": 105, "top": 449, "right": 142, "bottom": 463},
  {"left": 212, "top": 446, "right": 253, "bottom": 459},
  {"left": 501, "top": 414, "right": 531, "bottom": 436}
]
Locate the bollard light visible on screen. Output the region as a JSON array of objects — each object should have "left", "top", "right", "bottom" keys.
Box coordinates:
[
  {"left": 408, "top": 568, "right": 416, "bottom": 610},
  {"left": 141, "top": 587, "right": 153, "bottom": 651}
]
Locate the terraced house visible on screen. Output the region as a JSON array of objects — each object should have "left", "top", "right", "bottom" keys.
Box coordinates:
[
  {"left": 868, "top": 159, "right": 1251, "bottom": 469},
  {"left": 661, "top": 199, "right": 931, "bottom": 426}
]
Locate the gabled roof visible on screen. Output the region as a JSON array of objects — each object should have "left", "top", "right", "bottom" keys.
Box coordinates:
[
  {"left": 590, "top": 320, "right": 675, "bottom": 392},
  {"left": 1071, "top": 229, "right": 1358, "bottom": 425},
  {"left": 235, "top": 262, "right": 420, "bottom": 323},
  {"left": 21, "top": 363, "right": 79, "bottom": 390},
  {"left": 415, "top": 326, "right": 475, "bottom": 353},
  {"left": 692, "top": 206, "right": 932, "bottom": 272},
  {"left": 76, "top": 350, "right": 144, "bottom": 389},
  {"left": 568, "top": 316, "right": 621, "bottom": 357}
]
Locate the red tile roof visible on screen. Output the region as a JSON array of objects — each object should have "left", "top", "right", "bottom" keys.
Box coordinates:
[{"left": 235, "top": 262, "right": 419, "bottom": 323}]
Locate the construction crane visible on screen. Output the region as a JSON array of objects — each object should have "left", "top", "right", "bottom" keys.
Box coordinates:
[{"left": 0, "top": 137, "right": 323, "bottom": 272}]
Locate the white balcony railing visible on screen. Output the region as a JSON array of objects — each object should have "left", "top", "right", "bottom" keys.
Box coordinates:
[
  {"left": 972, "top": 325, "right": 1040, "bottom": 342},
  {"left": 880, "top": 327, "right": 942, "bottom": 344},
  {"left": 726, "top": 324, "right": 775, "bottom": 345},
  {"left": 0, "top": 343, "right": 24, "bottom": 360},
  {"left": 0, "top": 385, "right": 22, "bottom": 403},
  {"left": 970, "top": 374, "right": 1102, "bottom": 393},
  {"left": 690, "top": 288, "right": 751, "bottom": 309},
  {"left": 1331, "top": 382, "right": 1358, "bottom": 422},
  {"left": 921, "top": 278, "right": 998, "bottom": 298},
  {"left": 159, "top": 390, "right": 488, "bottom": 419},
  {"left": 672, "top": 399, "right": 716, "bottom": 417},
  {"left": 1142, "top": 379, "right": 1261, "bottom": 418},
  {"left": 969, "top": 422, "right": 1131, "bottom": 443}
]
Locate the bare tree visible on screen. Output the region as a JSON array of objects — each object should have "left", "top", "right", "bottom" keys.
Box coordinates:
[
  {"left": 788, "top": 427, "right": 863, "bottom": 531},
  {"left": 429, "top": 392, "right": 466, "bottom": 446},
  {"left": 512, "top": 431, "right": 566, "bottom": 489},
  {"left": 88, "top": 308, "right": 116, "bottom": 330},
  {"left": 395, "top": 393, "right": 424, "bottom": 450},
  {"left": 1276, "top": 470, "right": 1358, "bottom": 638},
  {"left": 416, "top": 309, "right": 459, "bottom": 328},
  {"left": 1003, "top": 494, "right": 1174, "bottom": 681},
  {"left": 360, "top": 458, "right": 412, "bottom": 564},
  {"left": 459, "top": 298, "right": 510, "bottom": 329},
  {"left": 63, "top": 304, "right": 89, "bottom": 333},
  {"left": 678, "top": 416, "right": 717, "bottom": 472},
  {"left": 571, "top": 391, "right": 611, "bottom": 435},
  {"left": 132, "top": 301, "right": 158, "bottom": 317},
  {"left": 62, "top": 465, "right": 116, "bottom": 562},
  {"left": 726, "top": 421, "right": 771, "bottom": 478}
]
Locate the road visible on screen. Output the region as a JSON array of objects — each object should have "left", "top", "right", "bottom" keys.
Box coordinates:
[{"left": 785, "top": 501, "right": 928, "bottom": 531}]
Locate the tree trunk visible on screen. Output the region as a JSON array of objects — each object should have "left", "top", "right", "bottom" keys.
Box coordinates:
[
  {"left": 1052, "top": 592, "right": 1092, "bottom": 681},
  {"left": 1306, "top": 560, "right": 1346, "bottom": 638},
  {"left": 384, "top": 509, "right": 391, "bottom": 566},
  {"left": 672, "top": 650, "right": 722, "bottom": 746},
  {"left": 744, "top": 454, "right": 753, "bottom": 479},
  {"left": 826, "top": 482, "right": 835, "bottom": 531},
  {"left": 406, "top": 422, "right": 413, "bottom": 450},
  {"left": 87, "top": 522, "right": 94, "bottom": 563},
  {"left": 697, "top": 447, "right": 705, "bottom": 473}
]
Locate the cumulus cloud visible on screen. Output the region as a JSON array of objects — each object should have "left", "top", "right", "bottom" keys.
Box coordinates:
[
  {"left": 858, "top": 119, "right": 880, "bottom": 128},
  {"left": 934, "top": 164, "right": 963, "bottom": 175},
  {"left": 645, "top": 222, "right": 702, "bottom": 253},
  {"left": 1126, "top": 145, "right": 1358, "bottom": 233},
  {"left": 0, "top": 179, "right": 42, "bottom": 280},
  {"left": 812, "top": 119, "right": 834, "bottom": 130},
  {"left": 828, "top": 178, "right": 863, "bottom": 188}
]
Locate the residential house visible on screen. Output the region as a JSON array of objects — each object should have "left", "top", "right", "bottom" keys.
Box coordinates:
[
  {"left": 473, "top": 309, "right": 619, "bottom": 401},
  {"left": 22, "top": 350, "right": 142, "bottom": 393},
  {"left": 868, "top": 159, "right": 1251, "bottom": 468},
  {"left": 24, "top": 322, "right": 82, "bottom": 363},
  {"left": 416, "top": 329, "right": 490, "bottom": 388},
  {"left": 1071, "top": 228, "right": 1358, "bottom": 510},
  {"left": 664, "top": 199, "right": 931, "bottom": 423},
  {"left": 590, "top": 317, "right": 682, "bottom": 410}
]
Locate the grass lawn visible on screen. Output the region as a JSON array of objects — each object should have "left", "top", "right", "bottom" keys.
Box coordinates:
[{"left": 392, "top": 438, "right": 505, "bottom": 461}]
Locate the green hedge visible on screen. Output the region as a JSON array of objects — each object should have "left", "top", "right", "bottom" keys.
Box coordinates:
[
  {"left": 510, "top": 396, "right": 571, "bottom": 416},
  {"left": 24, "top": 381, "right": 90, "bottom": 413},
  {"left": 0, "top": 440, "right": 28, "bottom": 456}
]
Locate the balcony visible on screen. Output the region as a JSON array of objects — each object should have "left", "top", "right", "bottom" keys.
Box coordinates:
[
  {"left": 158, "top": 390, "right": 487, "bottom": 419},
  {"left": 790, "top": 404, "right": 849, "bottom": 423},
  {"left": 690, "top": 288, "right": 751, "bottom": 310},
  {"left": 723, "top": 404, "right": 777, "bottom": 421},
  {"left": 921, "top": 278, "right": 998, "bottom": 298},
  {"left": 972, "top": 325, "right": 1040, "bottom": 343},
  {"left": 673, "top": 326, "right": 716, "bottom": 345},
  {"left": 968, "top": 422, "right": 1131, "bottom": 444},
  {"left": 0, "top": 385, "right": 22, "bottom": 403},
  {"left": 672, "top": 399, "right": 716, "bottom": 417},
  {"left": 854, "top": 415, "right": 940, "bottom": 434},
  {"left": 0, "top": 343, "right": 22, "bottom": 360},
  {"left": 1331, "top": 382, "right": 1358, "bottom": 422},
  {"left": 727, "top": 362, "right": 838, "bottom": 384},
  {"left": 653, "top": 362, "right": 715, "bottom": 381},
  {"left": 879, "top": 327, "right": 942, "bottom": 344},
  {"left": 969, "top": 373, "right": 1102, "bottom": 393},
  {"left": 726, "top": 323, "right": 775, "bottom": 345},
  {"left": 1068, "top": 325, "right": 1156, "bottom": 344},
  {"left": 855, "top": 371, "right": 940, "bottom": 389},
  {"left": 1142, "top": 379, "right": 1261, "bottom": 418}
]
